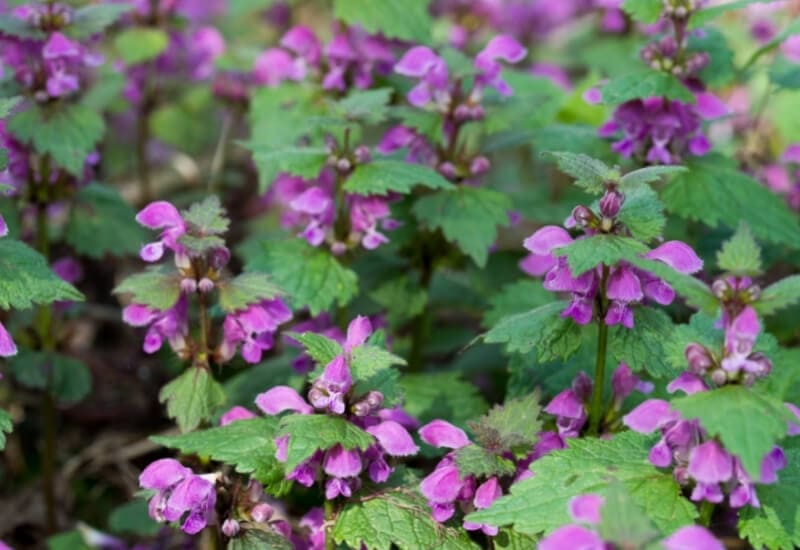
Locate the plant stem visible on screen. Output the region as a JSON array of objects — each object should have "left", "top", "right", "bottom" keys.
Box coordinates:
[
  {"left": 208, "top": 109, "right": 236, "bottom": 194},
  {"left": 324, "top": 499, "right": 335, "bottom": 550},
  {"left": 588, "top": 265, "right": 610, "bottom": 436},
  {"left": 197, "top": 291, "right": 210, "bottom": 369},
  {"left": 699, "top": 500, "right": 714, "bottom": 527},
  {"left": 408, "top": 246, "right": 434, "bottom": 372}
]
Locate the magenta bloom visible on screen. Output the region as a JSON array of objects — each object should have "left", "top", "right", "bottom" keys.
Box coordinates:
[
  {"left": 123, "top": 296, "right": 189, "bottom": 355},
  {"left": 135, "top": 201, "right": 187, "bottom": 263},
  {"left": 218, "top": 298, "right": 292, "bottom": 364}
]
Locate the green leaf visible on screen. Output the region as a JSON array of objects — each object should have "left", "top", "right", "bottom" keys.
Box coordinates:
[
  {"left": 0, "top": 408, "right": 12, "bottom": 451},
  {"left": 466, "top": 432, "right": 698, "bottom": 536},
  {"left": 554, "top": 235, "right": 649, "bottom": 276},
  {"left": 10, "top": 351, "right": 92, "bottom": 404},
  {"left": 716, "top": 223, "right": 763, "bottom": 276},
  {"left": 455, "top": 445, "right": 516, "bottom": 478},
  {"left": 483, "top": 280, "right": 553, "bottom": 329},
  {"left": 159, "top": 368, "right": 226, "bottom": 433},
  {"left": 333, "top": 0, "right": 432, "bottom": 43},
  {"left": 245, "top": 239, "right": 358, "bottom": 316},
  {"left": 333, "top": 88, "right": 393, "bottom": 124},
  {"left": 400, "top": 372, "right": 488, "bottom": 429},
  {"left": 616, "top": 185, "right": 666, "bottom": 242},
  {"left": 67, "top": 4, "right": 131, "bottom": 39},
  {"left": 0, "top": 96, "right": 21, "bottom": 118},
  {"left": 738, "top": 449, "right": 800, "bottom": 550},
  {"left": 288, "top": 332, "right": 343, "bottom": 366},
  {"left": 619, "top": 165, "right": 687, "bottom": 188},
  {"left": 662, "top": 154, "right": 800, "bottom": 247},
  {"left": 484, "top": 72, "right": 565, "bottom": 135},
  {"left": 333, "top": 487, "right": 480, "bottom": 550},
  {"left": 114, "top": 28, "right": 169, "bottom": 64},
  {"left": 152, "top": 417, "right": 288, "bottom": 493},
  {"left": 47, "top": 530, "right": 92, "bottom": 550},
  {"left": 218, "top": 273, "right": 283, "bottom": 313},
  {"left": 755, "top": 275, "right": 800, "bottom": 317},
  {"left": 661, "top": 313, "right": 722, "bottom": 373},
  {"left": 485, "top": 301, "right": 582, "bottom": 362},
  {"left": 628, "top": 257, "right": 717, "bottom": 314},
  {"left": 608, "top": 307, "right": 679, "bottom": 378},
  {"left": 413, "top": 187, "right": 511, "bottom": 267},
  {"left": 248, "top": 84, "right": 319, "bottom": 154},
  {"left": 672, "top": 386, "right": 793, "bottom": 477},
  {"left": 0, "top": 14, "right": 45, "bottom": 39},
  {"left": 343, "top": 160, "right": 454, "bottom": 196},
  {"left": 469, "top": 393, "right": 543, "bottom": 452},
  {"left": 602, "top": 71, "right": 695, "bottom": 104},
  {"left": 621, "top": 0, "right": 663, "bottom": 23},
  {"left": 0, "top": 238, "right": 84, "bottom": 309},
  {"left": 541, "top": 151, "right": 617, "bottom": 194},
  {"left": 686, "top": 27, "right": 735, "bottom": 87},
  {"left": 181, "top": 196, "right": 229, "bottom": 235},
  {"left": 249, "top": 147, "right": 328, "bottom": 193},
  {"left": 690, "top": 0, "right": 776, "bottom": 28},
  {"left": 369, "top": 275, "right": 428, "bottom": 325},
  {"left": 7, "top": 103, "right": 104, "bottom": 175},
  {"left": 113, "top": 267, "right": 180, "bottom": 311},
  {"left": 597, "top": 485, "right": 660, "bottom": 548},
  {"left": 494, "top": 529, "right": 540, "bottom": 549},
  {"left": 350, "top": 345, "right": 406, "bottom": 406},
  {"left": 770, "top": 56, "right": 800, "bottom": 90},
  {"left": 108, "top": 500, "right": 160, "bottom": 536},
  {"left": 228, "top": 527, "right": 293, "bottom": 550},
  {"left": 66, "top": 183, "right": 146, "bottom": 258},
  {"left": 278, "top": 414, "right": 374, "bottom": 471}
]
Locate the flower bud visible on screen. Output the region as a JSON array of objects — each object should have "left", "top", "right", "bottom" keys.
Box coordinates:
[
  {"left": 336, "top": 158, "right": 352, "bottom": 172},
  {"left": 365, "top": 390, "right": 384, "bottom": 408},
  {"left": 470, "top": 156, "right": 490, "bottom": 176},
  {"left": 222, "top": 519, "right": 240, "bottom": 537},
  {"left": 453, "top": 104, "right": 472, "bottom": 121},
  {"left": 198, "top": 278, "right": 214, "bottom": 293},
  {"left": 685, "top": 343, "right": 713, "bottom": 373},
  {"left": 742, "top": 373, "right": 756, "bottom": 387},
  {"left": 180, "top": 278, "right": 197, "bottom": 293},
  {"left": 710, "top": 368, "right": 727, "bottom": 386},
  {"left": 749, "top": 353, "right": 772, "bottom": 377},
  {"left": 438, "top": 162, "right": 457, "bottom": 179},
  {"left": 711, "top": 279, "right": 730, "bottom": 299},
  {"left": 354, "top": 145, "right": 371, "bottom": 164},
  {"left": 175, "top": 252, "right": 191, "bottom": 270},
  {"left": 745, "top": 284, "right": 761, "bottom": 302},
  {"left": 599, "top": 190, "right": 624, "bottom": 218},
  {"left": 570, "top": 205, "right": 595, "bottom": 228},
  {"left": 251, "top": 502, "right": 274, "bottom": 523}
]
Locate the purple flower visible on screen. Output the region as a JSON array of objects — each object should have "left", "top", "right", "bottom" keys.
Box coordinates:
[
  {"left": 419, "top": 419, "right": 471, "bottom": 449},
  {"left": 545, "top": 387, "right": 588, "bottom": 438},
  {"left": 366, "top": 420, "right": 419, "bottom": 456},
  {"left": 219, "top": 298, "right": 292, "bottom": 364},
  {"left": 688, "top": 440, "right": 733, "bottom": 484},
  {"left": 568, "top": 494, "right": 604, "bottom": 524},
  {"left": 135, "top": 201, "right": 187, "bottom": 263},
  {"left": 322, "top": 29, "right": 395, "bottom": 91},
  {"left": 0, "top": 321, "right": 17, "bottom": 358},
  {"left": 539, "top": 525, "right": 605, "bottom": 550},
  {"left": 472, "top": 35, "right": 527, "bottom": 98},
  {"left": 611, "top": 362, "right": 653, "bottom": 404},
  {"left": 462, "top": 477, "right": 502, "bottom": 536},
  {"left": 662, "top": 525, "right": 724, "bottom": 550},
  {"left": 395, "top": 46, "right": 451, "bottom": 109},
  {"left": 323, "top": 445, "right": 363, "bottom": 478},
  {"left": 219, "top": 406, "right": 256, "bottom": 426},
  {"left": 122, "top": 296, "right": 189, "bottom": 355},
  {"left": 256, "top": 386, "right": 314, "bottom": 415}
]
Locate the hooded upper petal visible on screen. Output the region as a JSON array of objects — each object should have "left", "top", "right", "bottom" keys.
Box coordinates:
[
  {"left": 645, "top": 241, "right": 703, "bottom": 274},
  {"left": 623, "top": 399, "right": 680, "bottom": 433},
  {"left": 344, "top": 315, "right": 372, "bottom": 352},
  {"left": 662, "top": 525, "right": 724, "bottom": 550},
  {"left": 568, "top": 494, "right": 604, "bottom": 524},
  {"left": 255, "top": 386, "right": 313, "bottom": 415},
  {"left": 139, "top": 458, "right": 191, "bottom": 490},
  {"left": 366, "top": 421, "right": 419, "bottom": 457},
  {"left": 136, "top": 201, "right": 183, "bottom": 230},
  {"left": 419, "top": 420, "right": 470, "bottom": 449},
  {"left": 688, "top": 441, "right": 734, "bottom": 484},
  {"left": 523, "top": 226, "right": 572, "bottom": 256}
]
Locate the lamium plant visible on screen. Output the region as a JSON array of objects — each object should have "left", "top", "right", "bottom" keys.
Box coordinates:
[{"left": 2, "top": 1, "right": 800, "bottom": 549}]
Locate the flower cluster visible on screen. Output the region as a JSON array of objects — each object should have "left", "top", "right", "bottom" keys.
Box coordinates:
[
  {"left": 253, "top": 25, "right": 395, "bottom": 91},
  {"left": 256, "top": 316, "right": 419, "bottom": 499},
  {"left": 539, "top": 494, "right": 723, "bottom": 550},
  {"left": 0, "top": 223, "right": 15, "bottom": 358},
  {"left": 521, "top": 187, "right": 704, "bottom": 328},
  {"left": 762, "top": 144, "right": 800, "bottom": 211},
  {"left": 0, "top": 2, "right": 103, "bottom": 101}
]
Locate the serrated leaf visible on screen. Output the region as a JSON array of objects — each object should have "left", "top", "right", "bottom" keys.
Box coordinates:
[
  {"left": 0, "top": 96, "right": 21, "bottom": 118},
  {"left": 495, "top": 528, "right": 539, "bottom": 549},
  {"left": 249, "top": 147, "right": 328, "bottom": 193},
  {"left": 350, "top": 345, "right": 405, "bottom": 406},
  {"left": 716, "top": 223, "right": 762, "bottom": 276},
  {"left": 485, "top": 301, "right": 583, "bottom": 362},
  {"left": 621, "top": 0, "right": 663, "bottom": 23},
  {"left": 181, "top": 196, "right": 229, "bottom": 235},
  {"left": 662, "top": 313, "right": 722, "bottom": 373},
  {"left": 228, "top": 527, "right": 293, "bottom": 550},
  {"left": 248, "top": 84, "right": 319, "bottom": 155},
  {"left": 344, "top": 160, "right": 454, "bottom": 196},
  {"left": 0, "top": 14, "right": 45, "bottom": 39},
  {"left": 618, "top": 165, "right": 687, "bottom": 188},
  {"left": 755, "top": 275, "right": 800, "bottom": 317},
  {"left": 217, "top": 273, "right": 283, "bottom": 313},
  {"left": 400, "top": 372, "right": 488, "bottom": 429},
  {"left": 0, "top": 238, "right": 84, "bottom": 309},
  {"left": 770, "top": 56, "right": 800, "bottom": 90},
  {"left": 333, "top": 88, "right": 393, "bottom": 124},
  {"left": 602, "top": 71, "right": 695, "bottom": 104},
  {"left": 114, "top": 28, "right": 169, "bottom": 64},
  {"left": 466, "top": 432, "right": 698, "bottom": 536},
  {"left": 738, "top": 449, "right": 800, "bottom": 550},
  {"left": 10, "top": 351, "right": 91, "bottom": 404},
  {"left": 369, "top": 275, "right": 428, "bottom": 325},
  {"left": 662, "top": 154, "right": 800, "bottom": 247},
  {"left": 609, "top": 307, "right": 680, "bottom": 378},
  {"left": 67, "top": 4, "right": 131, "bottom": 39},
  {"left": 455, "top": 445, "right": 516, "bottom": 478},
  {"left": 672, "top": 386, "right": 793, "bottom": 477},
  {"left": 0, "top": 408, "right": 12, "bottom": 451},
  {"left": 333, "top": 488, "right": 480, "bottom": 550},
  {"left": 278, "top": 414, "right": 374, "bottom": 471},
  {"left": 628, "top": 257, "right": 717, "bottom": 314},
  {"left": 159, "top": 368, "right": 226, "bottom": 433},
  {"left": 114, "top": 268, "right": 180, "bottom": 310},
  {"left": 413, "top": 187, "right": 511, "bottom": 267},
  {"left": 470, "top": 393, "right": 543, "bottom": 452},
  {"left": 66, "top": 183, "right": 146, "bottom": 258},
  {"left": 597, "top": 485, "right": 660, "bottom": 548},
  {"left": 7, "top": 103, "right": 104, "bottom": 175},
  {"left": 152, "top": 418, "right": 288, "bottom": 493},
  {"left": 541, "top": 151, "right": 616, "bottom": 193},
  {"left": 288, "top": 332, "right": 343, "bottom": 366},
  {"left": 245, "top": 239, "right": 358, "bottom": 316},
  {"left": 616, "top": 185, "right": 666, "bottom": 242},
  {"left": 333, "top": 0, "right": 432, "bottom": 44},
  {"left": 554, "top": 235, "right": 649, "bottom": 276},
  {"left": 483, "top": 280, "right": 553, "bottom": 329}
]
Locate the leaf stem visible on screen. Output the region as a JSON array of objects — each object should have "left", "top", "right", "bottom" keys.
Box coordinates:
[
  {"left": 324, "top": 499, "right": 336, "bottom": 550},
  {"left": 589, "top": 264, "right": 610, "bottom": 435},
  {"left": 197, "top": 291, "right": 210, "bottom": 369}
]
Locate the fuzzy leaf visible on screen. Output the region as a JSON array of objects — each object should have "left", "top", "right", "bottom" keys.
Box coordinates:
[
  {"left": 672, "top": 386, "right": 794, "bottom": 478},
  {"left": 662, "top": 313, "right": 722, "bottom": 373},
  {"left": 455, "top": 445, "right": 516, "bottom": 478},
  {"left": 369, "top": 275, "right": 428, "bottom": 325},
  {"left": 662, "top": 154, "right": 800, "bottom": 247},
  {"left": 554, "top": 235, "right": 649, "bottom": 276},
  {"left": 485, "top": 301, "right": 582, "bottom": 362},
  {"left": 182, "top": 196, "right": 229, "bottom": 235},
  {"left": 10, "top": 351, "right": 92, "bottom": 404},
  {"left": 7, "top": 103, "right": 104, "bottom": 175},
  {"left": 152, "top": 418, "right": 288, "bottom": 494},
  {"left": 249, "top": 147, "right": 328, "bottom": 193},
  {"left": 67, "top": 4, "right": 131, "bottom": 39},
  {"left": 597, "top": 485, "right": 660, "bottom": 548},
  {"left": 0, "top": 239, "right": 84, "bottom": 309},
  {"left": 344, "top": 160, "right": 453, "bottom": 196},
  {"left": 755, "top": 275, "right": 800, "bottom": 317},
  {"left": 616, "top": 185, "right": 666, "bottom": 242},
  {"left": 608, "top": 307, "right": 679, "bottom": 378},
  {"left": 0, "top": 408, "right": 12, "bottom": 450},
  {"left": 628, "top": 257, "right": 717, "bottom": 314},
  {"left": 541, "top": 151, "right": 617, "bottom": 194},
  {"left": 0, "top": 96, "right": 21, "bottom": 118},
  {"left": 246, "top": 239, "right": 358, "bottom": 316},
  {"left": 114, "top": 28, "right": 169, "bottom": 64},
  {"left": 159, "top": 368, "right": 226, "bottom": 433},
  {"left": 466, "top": 432, "right": 698, "bottom": 536},
  {"left": 66, "top": 183, "right": 146, "bottom": 258},
  {"left": 278, "top": 414, "right": 374, "bottom": 471},
  {"left": 469, "top": 393, "right": 543, "bottom": 452},
  {"left": 602, "top": 71, "right": 695, "bottom": 104},
  {"left": 484, "top": 280, "right": 553, "bottom": 329},
  {"left": 114, "top": 268, "right": 180, "bottom": 311},
  {"left": 288, "top": 332, "right": 342, "bottom": 366},
  {"left": 621, "top": 0, "right": 663, "bottom": 23},
  {"left": 0, "top": 14, "right": 45, "bottom": 39},
  {"left": 332, "top": 488, "right": 480, "bottom": 550},
  {"left": 228, "top": 528, "right": 293, "bottom": 550},
  {"left": 400, "top": 372, "right": 488, "bottom": 429},
  {"left": 333, "top": 88, "right": 393, "bottom": 124},
  {"left": 495, "top": 529, "right": 540, "bottom": 549},
  {"left": 333, "top": 0, "right": 432, "bottom": 43},
  {"left": 217, "top": 273, "right": 283, "bottom": 313},
  {"left": 413, "top": 186, "right": 511, "bottom": 267},
  {"left": 716, "top": 223, "right": 763, "bottom": 276},
  {"left": 619, "top": 165, "right": 687, "bottom": 188},
  {"left": 350, "top": 345, "right": 406, "bottom": 406}
]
